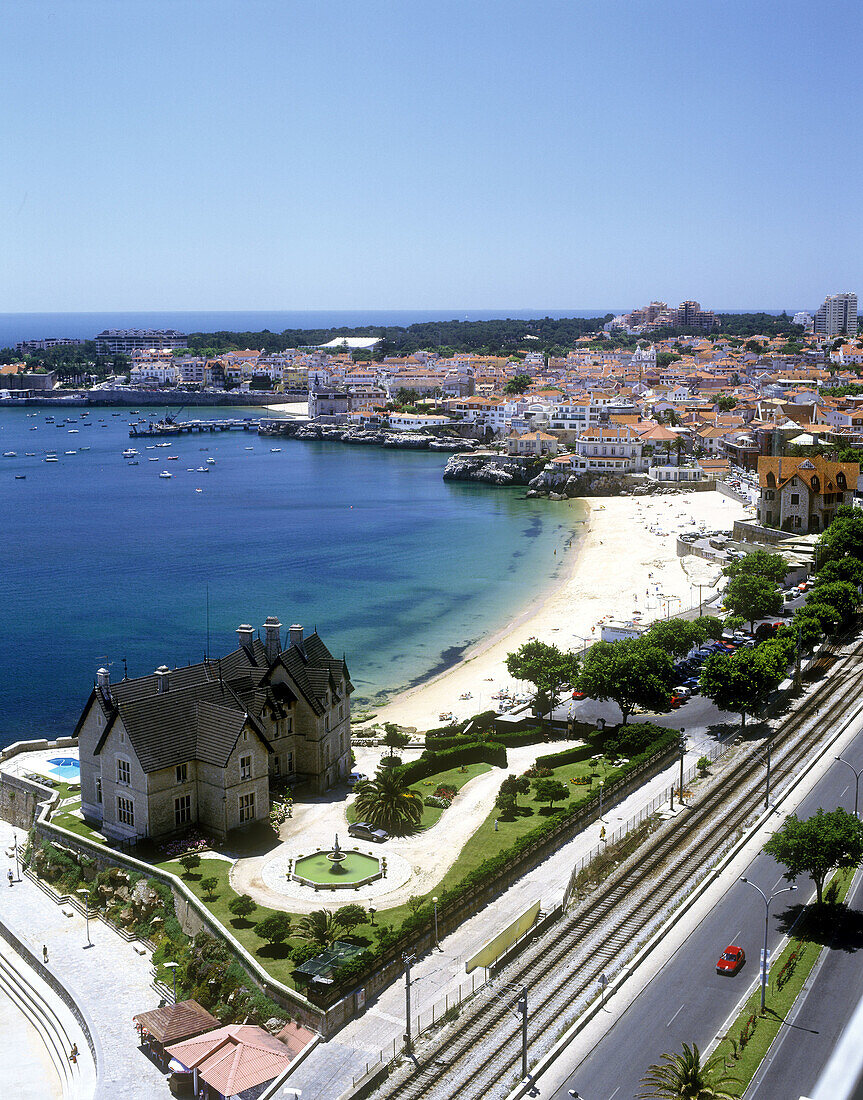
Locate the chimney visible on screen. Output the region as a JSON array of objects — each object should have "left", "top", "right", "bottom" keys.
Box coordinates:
[
  {"left": 155, "top": 665, "right": 170, "bottom": 694},
  {"left": 236, "top": 623, "right": 255, "bottom": 650},
  {"left": 264, "top": 616, "right": 282, "bottom": 663},
  {"left": 289, "top": 624, "right": 304, "bottom": 649},
  {"left": 97, "top": 667, "right": 111, "bottom": 700}
]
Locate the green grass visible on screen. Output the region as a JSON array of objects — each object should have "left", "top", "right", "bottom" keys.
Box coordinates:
[
  {"left": 346, "top": 761, "right": 493, "bottom": 830},
  {"left": 714, "top": 868, "right": 855, "bottom": 1092}
]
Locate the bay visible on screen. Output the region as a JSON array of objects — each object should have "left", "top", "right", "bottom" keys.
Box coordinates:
[{"left": 0, "top": 407, "right": 583, "bottom": 747}]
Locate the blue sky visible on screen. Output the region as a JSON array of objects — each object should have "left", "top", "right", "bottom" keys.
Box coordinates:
[{"left": 2, "top": 0, "right": 860, "bottom": 311}]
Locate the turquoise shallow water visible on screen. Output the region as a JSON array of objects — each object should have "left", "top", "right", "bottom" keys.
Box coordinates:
[{"left": 0, "top": 406, "right": 584, "bottom": 745}]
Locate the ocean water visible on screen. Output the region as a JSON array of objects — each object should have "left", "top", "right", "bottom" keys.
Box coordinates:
[
  {"left": 0, "top": 308, "right": 802, "bottom": 347},
  {"left": 0, "top": 407, "right": 584, "bottom": 747},
  {"left": 0, "top": 310, "right": 622, "bottom": 347}
]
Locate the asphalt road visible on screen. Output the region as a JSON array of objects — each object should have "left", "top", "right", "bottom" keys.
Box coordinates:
[{"left": 550, "top": 724, "right": 863, "bottom": 1100}]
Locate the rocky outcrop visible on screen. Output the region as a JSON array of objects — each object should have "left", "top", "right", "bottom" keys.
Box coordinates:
[
  {"left": 525, "top": 467, "right": 695, "bottom": 498},
  {"left": 442, "top": 453, "right": 538, "bottom": 486},
  {"left": 262, "top": 422, "right": 473, "bottom": 452}
]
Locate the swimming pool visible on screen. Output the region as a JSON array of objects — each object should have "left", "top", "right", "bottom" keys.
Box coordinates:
[{"left": 48, "top": 756, "right": 80, "bottom": 781}]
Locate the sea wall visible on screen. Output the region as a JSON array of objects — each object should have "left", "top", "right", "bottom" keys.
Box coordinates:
[
  {"left": 262, "top": 421, "right": 475, "bottom": 452},
  {"left": 1, "top": 390, "right": 304, "bottom": 408}
]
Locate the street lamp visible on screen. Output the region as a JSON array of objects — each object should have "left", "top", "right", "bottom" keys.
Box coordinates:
[
  {"left": 432, "top": 896, "right": 439, "bottom": 950},
  {"left": 678, "top": 732, "right": 686, "bottom": 806},
  {"left": 740, "top": 877, "right": 797, "bottom": 1011},
  {"left": 164, "top": 961, "right": 179, "bottom": 1005},
  {"left": 76, "top": 888, "right": 91, "bottom": 948},
  {"left": 836, "top": 755, "right": 862, "bottom": 817},
  {"left": 12, "top": 832, "right": 19, "bottom": 881},
  {"left": 368, "top": 904, "right": 376, "bottom": 925}
]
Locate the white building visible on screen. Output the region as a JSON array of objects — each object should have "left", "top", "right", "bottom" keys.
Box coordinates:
[
  {"left": 95, "top": 329, "right": 187, "bottom": 354},
  {"left": 793, "top": 311, "right": 813, "bottom": 331},
  {"left": 814, "top": 293, "right": 858, "bottom": 339}
]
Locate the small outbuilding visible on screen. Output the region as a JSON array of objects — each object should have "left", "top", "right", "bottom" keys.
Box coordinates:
[
  {"left": 134, "top": 999, "right": 220, "bottom": 1070},
  {"left": 166, "top": 1023, "right": 295, "bottom": 1099}
]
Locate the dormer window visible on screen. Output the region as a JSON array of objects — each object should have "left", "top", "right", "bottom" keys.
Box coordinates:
[
  {"left": 766, "top": 472, "right": 776, "bottom": 488},
  {"left": 811, "top": 475, "right": 820, "bottom": 493}
]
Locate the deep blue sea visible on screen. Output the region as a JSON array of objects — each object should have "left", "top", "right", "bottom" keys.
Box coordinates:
[
  {"left": 0, "top": 406, "right": 584, "bottom": 748},
  {"left": 0, "top": 308, "right": 800, "bottom": 347}
]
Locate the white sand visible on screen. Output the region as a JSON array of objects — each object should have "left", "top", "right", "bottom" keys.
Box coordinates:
[
  {"left": 264, "top": 400, "right": 308, "bottom": 416},
  {"left": 365, "top": 491, "right": 747, "bottom": 731}
]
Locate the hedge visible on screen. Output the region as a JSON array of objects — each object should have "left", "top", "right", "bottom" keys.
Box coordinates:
[
  {"left": 396, "top": 740, "right": 507, "bottom": 785},
  {"left": 534, "top": 744, "right": 595, "bottom": 769},
  {"left": 426, "top": 727, "right": 549, "bottom": 752}
]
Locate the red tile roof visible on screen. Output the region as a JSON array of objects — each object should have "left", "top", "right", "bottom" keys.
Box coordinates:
[{"left": 166, "top": 1024, "right": 294, "bottom": 1095}]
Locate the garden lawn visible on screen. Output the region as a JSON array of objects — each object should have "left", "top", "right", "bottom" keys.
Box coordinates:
[
  {"left": 714, "top": 867, "right": 855, "bottom": 1091},
  {"left": 346, "top": 761, "right": 493, "bottom": 830},
  {"left": 436, "top": 755, "right": 611, "bottom": 892}
]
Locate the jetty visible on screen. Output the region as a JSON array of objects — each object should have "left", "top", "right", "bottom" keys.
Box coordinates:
[{"left": 129, "top": 417, "right": 261, "bottom": 437}]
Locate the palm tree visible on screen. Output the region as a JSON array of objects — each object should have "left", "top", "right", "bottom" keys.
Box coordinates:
[
  {"left": 353, "top": 768, "right": 423, "bottom": 834},
  {"left": 638, "top": 1042, "right": 740, "bottom": 1099},
  {"left": 297, "top": 909, "right": 338, "bottom": 948}
]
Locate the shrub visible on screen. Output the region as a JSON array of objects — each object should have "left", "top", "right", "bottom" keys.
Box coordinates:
[
  {"left": 697, "top": 756, "right": 711, "bottom": 777},
  {"left": 424, "top": 795, "right": 450, "bottom": 808}
]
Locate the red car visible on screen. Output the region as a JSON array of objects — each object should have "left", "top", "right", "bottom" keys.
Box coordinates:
[
  {"left": 716, "top": 945, "right": 745, "bottom": 975},
  {"left": 572, "top": 690, "right": 586, "bottom": 699}
]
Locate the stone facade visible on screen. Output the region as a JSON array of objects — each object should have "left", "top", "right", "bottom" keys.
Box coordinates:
[{"left": 74, "top": 619, "right": 352, "bottom": 843}]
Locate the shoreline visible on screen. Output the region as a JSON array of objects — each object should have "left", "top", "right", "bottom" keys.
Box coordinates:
[{"left": 364, "top": 490, "right": 747, "bottom": 731}]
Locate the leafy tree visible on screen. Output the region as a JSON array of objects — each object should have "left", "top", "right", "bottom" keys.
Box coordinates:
[
  {"left": 498, "top": 773, "right": 530, "bottom": 806},
  {"left": 818, "top": 505, "right": 863, "bottom": 564},
  {"left": 201, "top": 877, "right": 219, "bottom": 900},
  {"left": 806, "top": 580, "right": 859, "bottom": 626},
  {"left": 228, "top": 894, "right": 257, "bottom": 922},
  {"left": 255, "top": 912, "right": 292, "bottom": 945},
  {"left": 297, "top": 909, "right": 339, "bottom": 948},
  {"left": 788, "top": 612, "right": 824, "bottom": 652},
  {"left": 694, "top": 615, "right": 724, "bottom": 640},
  {"left": 506, "top": 641, "right": 579, "bottom": 726},
  {"left": 655, "top": 352, "right": 681, "bottom": 369},
  {"left": 800, "top": 599, "right": 841, "bottom": 633},
  {"left": 353, "top": 768, "right": 424, "bottom": 833},
  {"left": 724, "top": 574, "right": 782, "bottom": 632},
  {"left": 407, "top": 895, "right": 425, "bottom": 914},
  {"left": 179, "top": 853, "right": 201, "bottom": 877},
  {"left": 723, "top": 549, "right": 787, "bottom": 585},
  {"left": 495, "top": 791, "right": 517, "bottom": 819},
  {"left": 395, "top": 387, "right": 420, "bottom": 406},
  {"left": 503, "top": 373, "right": 532, "bottom": 394},
  {"left": 638, "top": 1041, "right": 740, "bottom": 1099},
  {"left": 532, "top": 778, "right": 569, "bottom": 810},
  {"left": 763, "top": 808, "right": 863, "bottom": 904},
  {"left": 578, "top": 639, "right": 674, "bottom": 725},
  {"left": 333, "top": 904, "right": 367, "bottom": 932},
  {"left": 715, "top": 395, "right": 737, "bottom": 412},
  {"left": 644, "top": 619, "right": 706, "bottom": 658},
  {"left": 816, "top": 556, "right": 863, "bottom": 588},
  {"left": 382, "top": 724, "right": 410, "bottom": 759},
  {"left": 700, "top": 645, "right": 785, "bottom": 729}
]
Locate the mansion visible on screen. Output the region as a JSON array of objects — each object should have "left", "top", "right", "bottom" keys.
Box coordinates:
[{"left": 74, "top": 619, "right": 352, "bottom": 843}]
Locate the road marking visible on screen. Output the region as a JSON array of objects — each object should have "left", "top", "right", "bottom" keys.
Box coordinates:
[
  {"left": 666, "top": 1003, "right": 685, "bottom": 1027},
  {"left": 841, "top": 784, "right": 849, "bottom": 798},
  {"left": 772, "top": 876, "right": 784, "bottom": 890},
  {"left": 607, "top": 1089, "right": 621, "bottom": 1100}
]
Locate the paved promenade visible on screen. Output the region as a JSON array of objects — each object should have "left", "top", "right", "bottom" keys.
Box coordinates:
[{"left": 0, "top": 819, "right": 168, "bottom": 1100}]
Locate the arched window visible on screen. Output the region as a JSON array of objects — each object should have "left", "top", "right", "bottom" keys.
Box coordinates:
[
  {"left": 837, "top": 472, "right": 847, "bottom": 490},
  {"left": 810, "top": 475, "right": 820, "bottom": 493},
  {"left": 766, "top": 471, "right": 776, "bottom": 488}
]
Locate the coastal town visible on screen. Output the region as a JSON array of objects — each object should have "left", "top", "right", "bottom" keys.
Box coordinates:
[{"left": 2, "top": 295, "right": 863, "bottom": 1100}]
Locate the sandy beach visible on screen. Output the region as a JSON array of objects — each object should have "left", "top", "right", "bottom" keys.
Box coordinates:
[{"left": 366, "top": 490, "right": 749, "bottom": 731}]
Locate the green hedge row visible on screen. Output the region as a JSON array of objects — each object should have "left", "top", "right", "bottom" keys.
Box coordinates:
[
  {"left": 534, "top": 743, "right": 595, "bottom": 768},
  {"left": 425, "top": 726, "right": 549, "bottom": 752},
  {"left": 396, "top": 740, "right": 508, "bottom": 785}
]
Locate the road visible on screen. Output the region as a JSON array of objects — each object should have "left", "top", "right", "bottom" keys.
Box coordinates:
[{"left": 549, "top": 724, "right": 863, "bottom": 1100}]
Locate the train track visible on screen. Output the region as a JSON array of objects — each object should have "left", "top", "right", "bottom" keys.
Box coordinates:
[{"left": 377, "top": 636, "right": 863, "bottom": 1100}]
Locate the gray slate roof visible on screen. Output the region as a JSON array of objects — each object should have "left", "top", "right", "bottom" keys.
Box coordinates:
[{"left": 86, "top": 632, "right": 351, "bottom": 774}]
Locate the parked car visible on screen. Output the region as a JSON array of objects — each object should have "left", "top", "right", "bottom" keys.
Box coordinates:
[
  {"left": 348, "top": 822, "right": 389, "bottom": 843},
  {"left": 347, "top": 772, "right": 369, "bottom": 788},
  {"left": 716, "top": 945, "right": 746, "bottom": 975},
  {"left": 673, "top": 685, "right": 691, "bottom": 700}
]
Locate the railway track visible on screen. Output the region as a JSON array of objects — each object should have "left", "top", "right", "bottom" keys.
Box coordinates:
[{"left": 378, "top": 636, "right": 863, "bottom": 1100}]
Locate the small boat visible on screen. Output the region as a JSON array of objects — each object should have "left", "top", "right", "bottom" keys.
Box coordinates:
[
  {"left": 159, "top": 470, "right": 172, "bottom": 479},
  {"left": 80, "top": 446, "right": 90, "bottom": 451},
  {"left": 45, "top": 456, "right": 58, "bottom": 462},
  {"left": 156, "top": 442, "right": 171, "bottom": 448},
  {"left": 25, "top": 452, "right": 35, "bottom": 457},
  {"left": 14, "top": 475, "right": 25, "bottom": 480},
  {"left": 3, "top": 452, "right": 16, "bottom": 458},
  {"left": 148, "top": 457, "right": 159, "bottom": 462},
  {"left": 166, "top": 455, "right": 178, "bottom": 461},
  {"left": 64, "top": 450, "right": 76, "bottom": 455},
  {"left": 30, "top": 426, "right": 37, "bottom": 431},
  {"left": 195, "top": 487, "right": 203, "bottom": 493},
  {"left": 145, "top": 445, "right": 155, "bottom": 450},
  {"left": 206, "top": 457, "right": 215, "bottom": 464},
  {"left": 196, "top": 466, "right": 207, "bottom": 472},
  {"left": 68, "top": 429, "right": 79, "bottom": 433},
  {"left": 270, "top": 447, "right": 281, "bottom": 453},
  {"left": 122, "top": 448, "right": 138, "bottom": 458},
  {"left": 244, "top": 446, "right": 253, "bottom": 450}
]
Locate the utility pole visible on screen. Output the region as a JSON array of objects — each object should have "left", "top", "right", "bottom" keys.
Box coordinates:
[
  {"left": 678, "top": 733, "right": 686, "bottom": 805},
  {"left": 403, "top": 954, "right": 415, "bottom": 1053},
  {"left": 517, "top": 988, "right": 528, "bottom": 1080},
  {"left": 765, "top": 742, "right": 772, "bottom": 809}
]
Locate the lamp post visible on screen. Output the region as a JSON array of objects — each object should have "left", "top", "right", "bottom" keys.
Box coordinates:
[
  {"left": 432, "top": 896, "right": 439, "bottom": 950},
  {"left": 598, "top": 779, "right": 604, "bottom": 822},
  {"left": 517, "top": 988, "right": 528, "bottom": 1081},
  {"left": 836, "top": 755, "right": 862, "bottom": 818},
  {"left": 678, "top": 732, "right": 686, "bottom": 805},
  {"left": 76, "top": 888, "right": 91, "bottom": 948},
  {"left": 368, "top": 904, "right": 376, "bottom": 926},
  {"left": 402, "top": 954, "right": 415, "bottom": 1053},
  {"left": 741, "top": 878, "right": 796, "bottom": 1011},
  {"left": 164, "top": 961, "right": 179, "bottom": 1005},
  {"left": 12, "top": 832, "right": 19, "bottom": 881}
]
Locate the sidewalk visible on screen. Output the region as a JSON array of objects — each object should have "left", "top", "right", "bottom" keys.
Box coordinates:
[
  {"left": 0, "top": 818, "right": 168, "bottom": 1100},
  {"left": 275, "top": 734, "right": 729, "bottom": 1099}
]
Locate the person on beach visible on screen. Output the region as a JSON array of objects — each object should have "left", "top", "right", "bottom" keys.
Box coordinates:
[
  {"left": 7, "top": 869, "right": 12, "bottom": 887},
  {"left": 43, "top": 945, "right": 49, "bottom": 964}
]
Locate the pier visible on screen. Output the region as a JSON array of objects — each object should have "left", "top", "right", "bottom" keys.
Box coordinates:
[{"left": 129, "top": 417, "right": 261, "bottom": 437}]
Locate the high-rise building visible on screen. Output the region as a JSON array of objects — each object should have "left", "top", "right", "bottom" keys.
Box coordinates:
[
  {"left": 813, "top": 293, "right": 857, "bottom": 338},
  {"left": 793, "top": 311, "right": 813, "bottom": 331}
]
